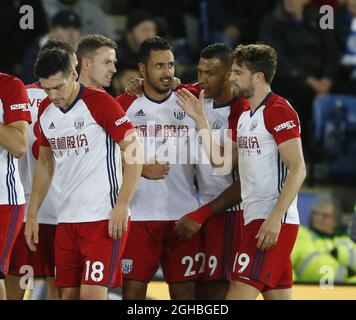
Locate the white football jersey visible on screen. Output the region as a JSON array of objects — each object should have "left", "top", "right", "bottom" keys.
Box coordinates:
[
  {"left": 38, "top": 85, "right": 133, "bottom": 223},
  {"left": 117, "top": 92, "right": 199, "bottom": 221},
  {"left": 18, "top": 83, "right": 59, "bottom": 224},
  {"left": 0, "top": 73, "right": 31, "bottom": 205},
  {"left": 236, "top": 92, "right": 301, "bottom": 225},
  {"left": 196, "top": 97, "right": 248, "bottom": 210}
]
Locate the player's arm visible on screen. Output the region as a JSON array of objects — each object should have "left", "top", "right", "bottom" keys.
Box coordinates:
[
  {"left": 0, "top": 120, "right": 29, "bottom": 158},
  {"left": 25, "top": 145, "right": 55, "bottom": 251},
  {"left": 175, "top": 165, "right": 242, "bottom": 240},
  {"left": 109, "top": 131, "right": 143, "bottom": 239},
  {"left": 256, "top": 138, "right": 306, "bottom": 250},
  {"left": 176, "top": 88, "right": 237, "bottom": 172}
]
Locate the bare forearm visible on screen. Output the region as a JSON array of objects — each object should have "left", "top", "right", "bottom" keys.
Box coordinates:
[
  {"left": 0, "top": 123, "right": 27, "bottom": 158},
  {"left": 116, "top": 162, "right": 142, "bottom": 205},
  {"left": 209, "top": 179, "right": 242, "bottom": 214},
  {"left": 27, "top": 161, "right": 55, "bottom": 218},
  {"left": 270, "top": 165, "right": 306, "bottom": 219}
]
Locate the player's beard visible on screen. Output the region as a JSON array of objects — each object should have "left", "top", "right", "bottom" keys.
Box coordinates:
[
  {"left": 237, "top": 81, "right": 254, "bottom": 99},
  {"left": 146, "top": 72, "right": 173, "bottom": 94}
]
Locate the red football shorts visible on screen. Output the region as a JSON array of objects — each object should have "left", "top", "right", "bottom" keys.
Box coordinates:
[
  {"left": 202, "top": 210, "right": 243, "bottom": 282},
  {"left": 0, "top": 205, "right": 25, "bottom": 278},
  {"left": 121, "top": 220, "right": 204, "bottom": 283},
  {"left": 9, "top": 223, "right": 56, "bottom": 277},
  {"left": 231, "top": 219, "right": 299, "bottom": 291},
  {"left": 54, "top": 219, "right": 129, "bottom": 288}
]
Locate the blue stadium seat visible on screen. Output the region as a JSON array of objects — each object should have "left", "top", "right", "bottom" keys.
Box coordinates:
[{"left": 312, "top": 94, "right": 356, "bottom": 178}]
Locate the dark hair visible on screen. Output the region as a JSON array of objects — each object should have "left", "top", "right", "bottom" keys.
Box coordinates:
[
  {"left": 233, "top": 44, "right": 277, "bottom": 84},
  {"left": 77, "top": 34, "right": 117, "bottom": 68},
  {"left": 200, "top": 43, "right": 233, "bottom": 69},
  {"left": 40, "top": 39, "right": 75, "bottom": 55},
  {"left": 138, "top": 36, "right": 173, "bottom": 65},
  {"left": 51, "top": 10, "right": 81, "bottom": 29},
  {"left": 126, "top": 9, "right": 155, "bottom": 32},
  {"left": 34, "top": 48, "right": 72, "bottom": 79}
]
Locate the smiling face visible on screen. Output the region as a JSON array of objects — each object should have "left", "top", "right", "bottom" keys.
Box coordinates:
[
  {"left": 197, "top": 57, "right": 231, "bottom": 99},
  {"left": 140, "top": 49, "right": 175, "bottom": 94},
  {"left": 85, "top": 46, "right": 117, "bottom": 88}
]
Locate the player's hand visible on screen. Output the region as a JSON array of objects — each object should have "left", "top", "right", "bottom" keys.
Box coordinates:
[
  {"left": 255, "top": 216, "right": 281, "bottom": 250},
  {"left": 174, "top": 216, "right": 201, "bottom": 240},
  {"left": 176, "top": 89, "right": 205, "bottom": 122},
  {"left": 142, "top": 157, "right": 169, "bottom": 180},
  {"left": 25, "top": 216, "right": 39, "bottom": 252},
  {"left": 125, "top": 77, "right": 144, "bottom": 97},
  {"left": 109, "top": 204, "right": 129, "bottom": 239}
]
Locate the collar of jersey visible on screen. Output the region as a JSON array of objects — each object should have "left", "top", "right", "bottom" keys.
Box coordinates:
[
  {"left": 143, "top": 90, "right": 172, "bottom": 104},
  {"left": 59, "top": 84, "right": 84, "bottom": 114},
  {"left": 249, "top": 91, "right": 273, "bottom": 117},
  {"left": 213, "top": 97, "right": 236, "bottom": 109}
]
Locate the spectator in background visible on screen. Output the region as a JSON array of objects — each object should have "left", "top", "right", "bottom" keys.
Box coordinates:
[
  {"left": 116, "top": 9, "right": 157, "bottom": 71},
  {"left": 20, "top": 10, "right": 81, "bottom": 84},
  {"left": 0, "top": 0, "right": 48, "bottom": 74},
  {"left": 259, "top": 0, "right": 340, "bottom": 148},
  {"left": 334, "top": 0, "right": 356, "bottom": 95},
  {"left": 292, "top": 195, "right": 356, "bottom": 284},
  {"left": 113, "top": 10, "right": 157, "bottom": 96},
  {"left": 200, "top": 0, "right": 278, "bottom": 47},
  {"left": 42, "top": 0, "right": 116, "bottom": 40}
]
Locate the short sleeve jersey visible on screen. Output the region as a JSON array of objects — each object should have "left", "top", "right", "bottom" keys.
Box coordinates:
[
  {"left": 236, "top": 92, "right": 301, "bottom": 225},
  {"left": 38, "top": 85, "right": 133, "bottom": 223},
  {"left": 116, "top": 91, "right": 200, "bottom": 221},
  {"left": 0, "top": 73, "right": 32, "bottom": 205}
]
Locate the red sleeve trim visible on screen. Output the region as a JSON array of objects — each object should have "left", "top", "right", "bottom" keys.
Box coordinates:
[
  {"left": 115, "top": 93, "right": 137, "bottom": 112},
  {"left": 83, "top": 89, "right": 134, "bottom": 143},
  {"left": 263, "top": 96, "right": 301, "bottom": 145}
]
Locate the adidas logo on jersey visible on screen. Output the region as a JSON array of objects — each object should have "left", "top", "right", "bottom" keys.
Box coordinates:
[
  {"left": 135, "top": 109, "right": 145, "bottom": 116},
  {"left": 49, "top": 122, "right": 55, "bottom": 129}
]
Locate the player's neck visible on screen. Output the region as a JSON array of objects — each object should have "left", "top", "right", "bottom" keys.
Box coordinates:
[
  {"left": 249, "top": 85, "right": 271, "bottom": 112},
  {"left": 63, "top": 82, "right": 81, "bottom": 109},
  {"left": 213, "top": 84, "right": 235, "bottom": 105},
  {"left": 78, "top": 73, "right": 98, "bottom": 89},
  {"left": 143, "top": 84, "right": 171, "bottom": 102}
]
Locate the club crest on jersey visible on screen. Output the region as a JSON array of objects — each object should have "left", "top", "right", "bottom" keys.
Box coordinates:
[
  {"left": 173, "top": 108, "right": 185, "bottom": 120},
  {"left": 74, "top": 117, "right": 84, "bottom": 130},
  {"left": 250, "top": 119, "right": 258, "bottom": 131},
  {"left": 212, "top": 120, "right": 223, "bottom": 129},
  {"left": 121, "top": 259, "right": 133, "bottom": 274}
]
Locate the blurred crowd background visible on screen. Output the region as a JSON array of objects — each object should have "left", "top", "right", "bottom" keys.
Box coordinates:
[{"left": 1, "top": 0, "right": 356, "bottom": 286}]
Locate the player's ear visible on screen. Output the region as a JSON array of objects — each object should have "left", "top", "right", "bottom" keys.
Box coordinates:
[
  {"left": 72, "top": 67, "right": 78, "bottom": 80},
  {"left": 138, "top": 62, "right": 146, "bottom": 78},
  {"left": 82, "top": 56, "right": 91, "bottom": 70}
]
